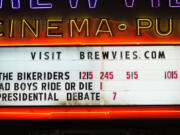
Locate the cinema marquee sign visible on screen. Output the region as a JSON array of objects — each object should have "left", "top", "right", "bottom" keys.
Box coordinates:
[
  {"left": 0, "top": 0, "right": 179, "bottom": 44},
  {"left": 0, "top": 0, "right": 180, "bottom": 106}
]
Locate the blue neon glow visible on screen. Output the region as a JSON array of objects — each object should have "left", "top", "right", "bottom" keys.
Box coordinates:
[
  {"left": 169, "top": 0, "right": 180, "bottom": 7},
  {"left": 30, "top": 0, "right": 52, "bottom": 9},
  {"left": 124, "top": 0, "right": 135, "bottom": 8},
  {"left": 69, "top": 0, "right": 98, "bottom": 8},
  {"left": 0, "top": 0, "right": 20, "bottom": 9},
  {"left": 151, "top": 0, "right": 160, "bottom": 8}
]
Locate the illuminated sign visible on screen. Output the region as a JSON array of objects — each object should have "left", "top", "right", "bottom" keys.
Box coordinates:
[
  {"left": 2, "top": 0, "right": 180, "bottom": 9},
  {"left": 0, "top": 0, "right": 180, "bottom": 115},
  {"left": 0, "top": 0, "right": 179, "bottom": 45},
  {"left": 0, "top": 0, "right": 52, "bottom": 9},
  {"left": 0, "top": 46, "right": 180, "bottom": 106}
]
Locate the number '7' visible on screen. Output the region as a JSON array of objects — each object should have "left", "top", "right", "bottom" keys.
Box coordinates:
[{"left": 113, "top": 92, "right": 117, "bottom": 100}]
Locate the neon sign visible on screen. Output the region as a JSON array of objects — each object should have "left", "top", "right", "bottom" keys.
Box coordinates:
[
  {"left": 0, "top": 0, "right": 179, "bottom": 45},
  {"left": 0, "top": 0, "right": 52, "bottom": 9},
  {"left": 0, "top": 0, "right": 180, "bottom": 120},
  {"left": 1, "top": 0, "right": 180, "bottom": 9},
  {"left": 69, "top": 0, "right": 98, "bottom": 8}
]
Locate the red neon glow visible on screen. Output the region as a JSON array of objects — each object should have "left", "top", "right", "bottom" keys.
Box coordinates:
[
  {"left": 0, "top": 19, "right": 178, "bottom": 46},
  {"left": 0, "top": 107, "right": 180, "bottom": 119}
]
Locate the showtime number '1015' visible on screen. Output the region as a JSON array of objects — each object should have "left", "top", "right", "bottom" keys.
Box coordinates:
[{"left": 164, "top": 71, "right": 178, "bottom": 79}]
